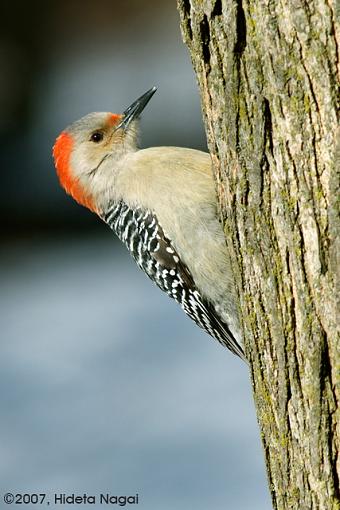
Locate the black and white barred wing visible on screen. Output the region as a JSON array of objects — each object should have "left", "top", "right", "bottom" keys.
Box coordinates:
[{"left": 103, "top": 202, "right": 245, "bottom": 360}]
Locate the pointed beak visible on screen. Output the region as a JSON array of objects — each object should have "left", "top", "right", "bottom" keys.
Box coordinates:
[{"left": 118, "top": 87, "right": 157, "bottom": 130}]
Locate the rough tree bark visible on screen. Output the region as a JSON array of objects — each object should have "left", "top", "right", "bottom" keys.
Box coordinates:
[{"left": 177, "top": 1, "right": 339, "bottom": 508}]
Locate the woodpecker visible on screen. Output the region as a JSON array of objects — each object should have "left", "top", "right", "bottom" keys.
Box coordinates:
[{"left": 53, "top": 87, "right": 245, "bottom": 361}]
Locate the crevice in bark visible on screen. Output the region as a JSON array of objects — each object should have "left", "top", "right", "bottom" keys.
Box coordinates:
[
  {"left": 319, "top": 329, "right": 329, "bottom": 396},
  {"left": 326, "top": 0, "right": 340, "bottom": 83},
  {"left": 315, "top": 213, "right": 327, "bottom": 275},
  {"left": 233, "top": 215, "right": 245, "bottom": 289},
  {"left": 181, "top": 0, "right": 191, "bottom": 17},
  {"left": 235, "top": 84, "right": 241, "bottom": 153},
  {"left": 320, "top": 333, "right": 340, "bottom": 501},
  {"left": 234, "top": 1, "right": 246, "bottom": 153},
  {"left": 263, "top": 432, "right": 276, "bottom": 506},
  {"left": 214, "top": 41, "right": 227, "bottom": 97},
  {"left": 234, "top": 0, "right": 247, "bottom": 56},
  {"left": 186, "top": 20, "right": 193, "bottom": 41},
  {"left": 211, "top": 0, "right": 222, "bottom": 17},
  {"left": 299, "top": 54, "right": 320, "bottom": 119},
  {"left": 296, "top": 216, "right": 310, "bottom": 290},
  {"left": 331, "top": 430, "right": 340, "bottom": 501},
  {"left": 263, "top": 98, "right": 274, "bottom": 156},
  {"left": 200, "top": 15, "right": 211, "bottom": 67},
  {"left": 180, "top": 0, "right": 193, "bottom": 41},
  {"left": 258, "top": 157, "right": 266, "bottom": 210},
  {"left": 242, "top": 175, "right": 249, "bottom": 207}
]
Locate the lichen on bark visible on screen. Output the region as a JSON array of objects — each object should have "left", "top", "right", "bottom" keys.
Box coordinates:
[{"left": 177, "top": 0, "right": 340, "bottom": 508}]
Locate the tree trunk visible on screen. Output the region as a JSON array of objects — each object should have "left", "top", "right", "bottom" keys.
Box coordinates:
[{"left": 177, "top": 1, "right": 339, "bottom": 508}]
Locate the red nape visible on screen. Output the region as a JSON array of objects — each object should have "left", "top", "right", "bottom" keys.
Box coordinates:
[{"left": 52, "top": 132, "right": 96, "bottom": 213}]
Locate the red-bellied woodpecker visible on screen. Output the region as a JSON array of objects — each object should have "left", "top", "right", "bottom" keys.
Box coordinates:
[{"left": 53, "top": 87, "right": 245, "bottom": 361}]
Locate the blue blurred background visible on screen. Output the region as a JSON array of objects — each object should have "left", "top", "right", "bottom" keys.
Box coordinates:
[{"left": 1, "top": 1, "right": 271, "bottom": 508}]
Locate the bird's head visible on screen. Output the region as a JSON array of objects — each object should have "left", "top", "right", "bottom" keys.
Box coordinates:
[{"left": 53, "top": 87, "right": 157, "bottom": 213}]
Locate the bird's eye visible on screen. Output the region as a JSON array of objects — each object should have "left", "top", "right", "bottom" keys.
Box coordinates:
[{"left": 90, "top": 131, "right": 104, "bottom": 143}]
